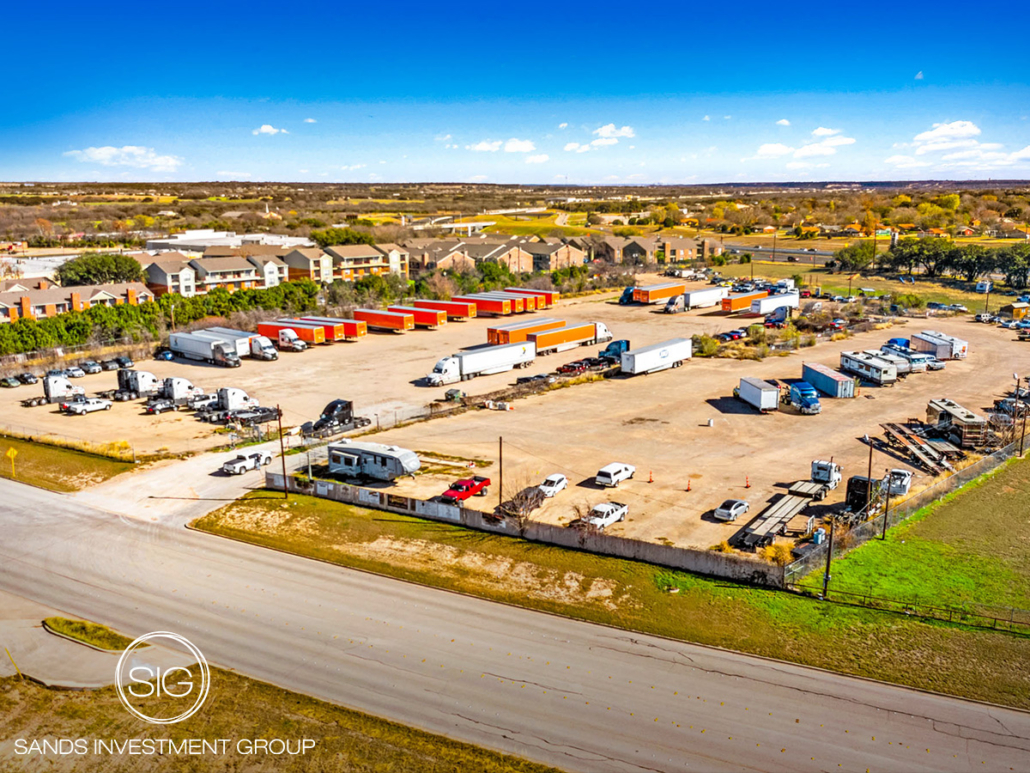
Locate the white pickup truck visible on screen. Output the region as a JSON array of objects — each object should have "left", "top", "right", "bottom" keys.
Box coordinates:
[
  {"left": 585, "top": 502, "right": 627, "bottom": 529},
  {"left": 64, "top": 397, "right": 112, "bottom": 415},
  {"left": 221, "top": 450, "right": 273, "bottom": 475}
]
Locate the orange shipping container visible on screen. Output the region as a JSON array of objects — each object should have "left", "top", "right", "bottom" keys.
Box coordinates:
[
  {"left": 487, "top": 317, "right": 565, "bottom": 345},
  {"left": 452, "top": 295, "right": 512, "bottom": 316},
  {"left": 353, "top": 308, "right": 415, "bottom": 332},
  {"left": 721, "top": 290, "right": 769, "bottom": 312},
  {"left": 528, "top": 322, "right": 610, "bottom": 353},
  {"left": 632, "top": 283, "right": 686, "bottom": 304},
  {"left": 504, "top": 287, "right": 560, "bottom": 306},
  {"left": 299, "top": 316, "right": 367, "bottom": 341},
  {"left": 262, "top": 320, "right": 326, "bottom": 344},
  {"left": 475, "top": 293, "right": 527, "bottom": 312},
  {"left": 413, "top": 299, "right": 477, "bottom": 319},
  {"left": 387, "top": 305, "right": 447, "bottom": 328}
]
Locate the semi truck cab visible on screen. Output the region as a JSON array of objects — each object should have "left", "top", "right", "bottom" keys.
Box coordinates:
[
  {"left": 427, "top": 358, "right": 460, "bottom": 386},
  {"left": 789, "top": 382, "right": 822, "bottom": 414}
]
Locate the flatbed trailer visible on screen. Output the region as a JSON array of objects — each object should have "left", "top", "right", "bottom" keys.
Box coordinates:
[
  {"left": 881, "top": 422, "right": 953, "bottom": 474},
  {"left": 787, "top": 480, "right": 833, "bottom": 501},
  {"left": 741, "top": 495, "right": 811, "bottom": 549}
]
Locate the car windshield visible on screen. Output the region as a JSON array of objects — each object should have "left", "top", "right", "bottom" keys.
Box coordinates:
[{"left": 719, "top": 500, "right": 738, "bottom": 510}]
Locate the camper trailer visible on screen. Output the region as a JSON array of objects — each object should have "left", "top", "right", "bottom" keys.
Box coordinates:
[{"left": 326, "top": 439, "right": 421, "bottom": 481}]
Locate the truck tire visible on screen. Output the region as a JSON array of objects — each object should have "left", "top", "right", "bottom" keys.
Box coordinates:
[
  {"left": 105, "top": 405, "right": 111, "bottom": 410},
  {"left": 480, "top": 488, "right": 488, "bottom": 496}
]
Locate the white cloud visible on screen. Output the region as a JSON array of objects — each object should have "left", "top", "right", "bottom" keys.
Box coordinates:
[
  {"left": 754, "top": 143, "right": 795, "bottom": 159},
  {"left": 885, "top": 155, "right": 931, "bottom": 169},
  {"left": 504, "top": 138, "right": 536, "bottom": 153},
  {"left": 216, "top": 170, "right": 250, "bottom": 178},
  {"left": 776, "top": 119, "right": 791, "bottom": 126},
  {"left": 340, "top": 164, "right": 366, "bottom": 171},
  {"left": 914, "top": 71, "right": 924, "bottom": 80},
  {"left": 794, "top": 144, "right": 837, "bottom": 158},
  {"left": 63, "top": 145, "right": 183, "bottom": 172},
  {"left": 812, "top": 127, "right": 840, "bottom": 137},
  {"left": 558, "top": 122, "right": 568, "bottom": 129},
  {"left": 914, "top": 120, "right": 980, "bottom": 143},
  {"left": 299, "top": 169, "right": 309, "bottom": 174},
  {"left": 526, "top": 154, "right": 549, "bottom": 164},
  {"left": 434, "top": 133, "right": 452, "bottom": 141},
  {"left": 252, "top": 124, "right": 284, "bottom": 135},
  {"left": 591, "top": 137, "right": 618, "bottom": 147},
  {"left": 594, "top": 124, "right": 635, "bottom": 139},
  {"left": 564, "top": 142, "right": 582, "bottom": 151},
  {"left": 304, "top": 118, "right": 317, "bottom": 123},
  {"left": 576, "top": 145, "right": 590, "bottom": 153},
  {"left": 792, "top": 131, "right": 856, "bottom": 158},
  {"left": 466, "top": 140, "right": 502, "bottom": 152},
  {"left": 702, "top": 115, "right": 710, "bottom": 121},
  {"left": 723, "top": 115, "right": 732, "bottom": 120},
  {"left": 915, "top": 139, "right": 979, "bottom": 155}
]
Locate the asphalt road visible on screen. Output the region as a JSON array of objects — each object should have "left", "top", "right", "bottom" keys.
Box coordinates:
[{"left": 2, "top": 480, "right": 1029, "bottom": 772}]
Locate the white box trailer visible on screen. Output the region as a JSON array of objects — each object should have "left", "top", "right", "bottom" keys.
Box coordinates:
[
  {"left": 202, "top": 327, "right": 278, "bottom": 360},
  {"left": 909, "top": 333, "right": 952, "bottom": 360},
  {"left": 426, "top": 342, "right": 536, "bottom": 386},
  {"left": 750, "top": 291, "right": 800, "bottom": 315},
  {"left": 840, "top": 351, "right": 897, "bottom": 386},
  {"left": 620, "top": 338, "right": 692, "bottom": 375},
  {"left": 916, "top": 330, "right": 968, "bottom": 359},
  {"left": 684, "top": 286, "right": 728, "bottom": 309},
  {"left": 169, "top": 332, "right": 241, "bottom": 368},
  {"left": 737, "top": 377, "right": 779, "bottom": 413}
]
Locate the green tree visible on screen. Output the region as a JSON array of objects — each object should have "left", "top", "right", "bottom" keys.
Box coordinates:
[
  {"left": 833, "top": 241, "right": 875, "bottom": 272},
  {"left": 309, "top": 227, "right": 375, "bottom": 248},
  {"left": 55, "top": 252, "right": 144, "bottom": 286}
]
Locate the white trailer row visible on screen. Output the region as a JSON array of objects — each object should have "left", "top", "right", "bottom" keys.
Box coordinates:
[{"left": 620, "top": 338, "right": 692, "bottom": 375}]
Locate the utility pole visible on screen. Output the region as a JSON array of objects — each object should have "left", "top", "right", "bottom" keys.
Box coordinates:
[
  {"left": 772, "top": 230, "right": 777, "bottom": 263},
  {"left": 277, "top": 404, "right": 288, "bottom": 500},
  {"left": 498, "top": 436, "right": 503, "bottom": 512},
  {"left": 1020, "top": 396, "right": 1028, "bottom": 457},
  {"left": 822, "top": 517, "right": 834, "bottom": 599},
  {"left": 864, "top": 434, "right": 873, "bottom": 517},
  {"left": 881, "top": 467, "right": 891, "bottom": 540}
]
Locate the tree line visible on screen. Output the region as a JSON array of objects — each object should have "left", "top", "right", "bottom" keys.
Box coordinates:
[{"left": 833, "top": 238, "right": 1030, "bottom": 288}]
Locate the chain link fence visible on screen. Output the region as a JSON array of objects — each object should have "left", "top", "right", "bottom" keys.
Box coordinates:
[{"left": 785, "top": 439, "right": 1022, "bottom": 587}]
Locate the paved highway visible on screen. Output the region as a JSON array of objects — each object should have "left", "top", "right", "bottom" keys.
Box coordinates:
[{"left": 2, "top": 479, "right": 1028, "bottom": 772}]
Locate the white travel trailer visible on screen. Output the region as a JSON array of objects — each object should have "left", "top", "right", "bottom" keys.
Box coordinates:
[
  {"left": 327, "top": 439, "right": 421, "bottom": 481},
  {"left": 840, "top": 351, "right": 898, "bottom": 386}
]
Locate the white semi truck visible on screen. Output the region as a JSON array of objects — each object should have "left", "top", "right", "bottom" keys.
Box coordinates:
[
  {"left": 426, "top": 342, "right": 536, "bottom": 386},
  {"left": 168, "top": 332, "right": 241, "bottom": 368},
  {"left": 620, "top": 338, "right": 692, "bottom": 375},
  {"left": 201, "top": 327, "right": 279, "bottom": 360},
  {"left": 663, "top": 286, "right": 728, "bottom": 313},
  {"left": 23, "top": 375, "right": 86, "bottom": 407}
]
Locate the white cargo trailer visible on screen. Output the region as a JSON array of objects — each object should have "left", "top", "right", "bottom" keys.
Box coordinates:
[
  {"left": 736, "top": 377, "right": 779, "bottom": 413},
  {"left": 750, "top": 292, "right": 800, "bottom": 315},
  {"left": 840, "top": 351, "right": 897, "bottom": 386},
  {"left": 202, "top": 327, "right": 278, "bottom": 360},
  {"left": 169, "top": 332, "right": 241, "bottom": 368},
  {"left": 684, "top": 286, "right": 728, "bottom": 309},
  {"left": 426, "top": 342, "right": 536, "bottom": 386},
  {"left": 620, "top": 338, "right": 692, "bottom": 375}
]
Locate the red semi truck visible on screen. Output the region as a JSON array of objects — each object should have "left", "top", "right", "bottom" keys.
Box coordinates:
[
  {"left": 413, "top": 299, "right": 477, "bottom": 320},
  {"left": 387, "top": 305, "right": 447, "bottom": 328},
  {"left": 353, "top": 308, "right": 415, "bottom": 332},
  {"left": 299, "top": 316, "right": 367, "bottom": 341}
]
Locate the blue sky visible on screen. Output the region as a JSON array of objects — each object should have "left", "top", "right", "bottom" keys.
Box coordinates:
[{"left": 3, "top": 0, "right": 1028, "bottom": 184}]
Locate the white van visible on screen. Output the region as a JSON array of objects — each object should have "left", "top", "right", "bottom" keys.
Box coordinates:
[{"left": 595, "top": 462, "right": 636, "bottom": 487}]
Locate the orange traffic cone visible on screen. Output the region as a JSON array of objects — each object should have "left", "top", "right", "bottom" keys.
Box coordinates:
[
  {"left": 686, "top": 479, "right": 692, "bottom": 492},
  {"left": 745, "top": 475, "right": 751, "bottom": 489},
  {"left": 648, "top": 470, "right": 654, "bottom": 483}
]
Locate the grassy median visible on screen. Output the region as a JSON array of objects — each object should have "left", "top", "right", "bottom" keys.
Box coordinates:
[
  {"left": 0, "top": 668, "right": 558, "bottom": 773},
  {"left": 0, "top": 435, "right": 133, "bottom": 492},
  {"left": 42, "top": 617, "right": 139, "bottom": 650},
  {"left": 194, "top": 474, "right": 1030, "bottom": 710}
]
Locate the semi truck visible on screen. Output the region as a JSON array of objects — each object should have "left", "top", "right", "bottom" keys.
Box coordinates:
[
  {"left": 750, "top": 291, "right": 800, "bottom": 315},
  {"left": 413, "top": 299, "right": 477, "bottom": 320},
  {"left": 275, "top": 319, "right": 331, "bottom": 345},
  {"left": 23, "top": 375, "right": 86, "bottom": 407},
  {"left": 840, "top": 351, "right": 898, "bottom": 386},
  {"left": 256, "top": 321, "right": 312, "bottom": 351},
  {"left": 504, "top": 287, "right": 560, "bottom": 306},
  {"left": 201, "top": 327, "right": 278, "bottom": 360},
  {"left": 387, "top": 305, "right": 447, "bottom": 328},
  {"left": 620, "top": 338, "right": 692, "bottom": 375},
  {"left": 487, "top": 317, "right": 565, "bottom": 345},
  {"left": 802, "top": 362, "right": 856, "bottom": 398},
  {"left": 353, "top": 308, "right": 415, "bottom": 332},
  {"left": 301, "top": 399, "right": 371, "bottom": 438},
  {"left": 112, "top": 369, "right": 162, "bottom": 401},
  {"left": 196, "top": 387, "right": 259, "bottom": 423},
  {"left": 527, "top": 322, "right": 612, "bottom": 354},
  {"left": 735, "top": 377, "right": 779, "bottom": 413},
  {"left": 632, "top": 282, "right": 686, "bottom": 304},
  {"left": 168, "top": 332, "right": 241, "bottom": 368},
  {"left": 426, "top": 342, "right": 537, "bottom": 386},
  {"left": 722, "top": 290, "right": 769, "bottom": 313},
  {"left": 452, "top": 294, "right": 512, "bottom": 316},
  {"left": 914, "top": 330, "right": 968, "bottom": 359},
  {"left": 787, "top": 381, "right": 822, "bottom": 414},
  {"left": 599, "top": 339, "right": 630, "bottom": 363},
  {"left": 144, "top": 377, "right": 204, "bottom": 413},
  {"left": 298, "top": 317, "right": 367, "bottom": 341},
  {"left": 788, "top": 460, "right": 843, "bottom": 500},
  {"left": 663, "top": 286, "right": 728, "bottom": 313}
]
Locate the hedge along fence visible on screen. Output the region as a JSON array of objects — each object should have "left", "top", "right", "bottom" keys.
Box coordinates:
[{"left": 268, "top": 472, "right": 784, "bottom": 588}]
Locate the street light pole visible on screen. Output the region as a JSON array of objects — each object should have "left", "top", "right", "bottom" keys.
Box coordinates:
[
  {"left": 864, "top": 434, "right": 873, "bottom": 516},
  {"left": 881, "top": 467, "right": 891, "bottom": 540}
]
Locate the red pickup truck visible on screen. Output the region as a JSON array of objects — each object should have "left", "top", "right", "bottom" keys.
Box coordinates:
[{"left": 442, "top": 475, "right": 491, "bottom": 502}]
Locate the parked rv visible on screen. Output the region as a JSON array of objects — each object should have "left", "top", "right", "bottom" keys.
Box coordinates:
[
  {"left": 839, "top": 351, "right": 897, "bottom": 386},
  {"left": 326, "top": 439, "right": 420, "bottom": 481}
]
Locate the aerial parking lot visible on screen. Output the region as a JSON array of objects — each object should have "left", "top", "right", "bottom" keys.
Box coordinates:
[{"left": 0, "top": 276, "right": 1022, "bottom": 553}]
